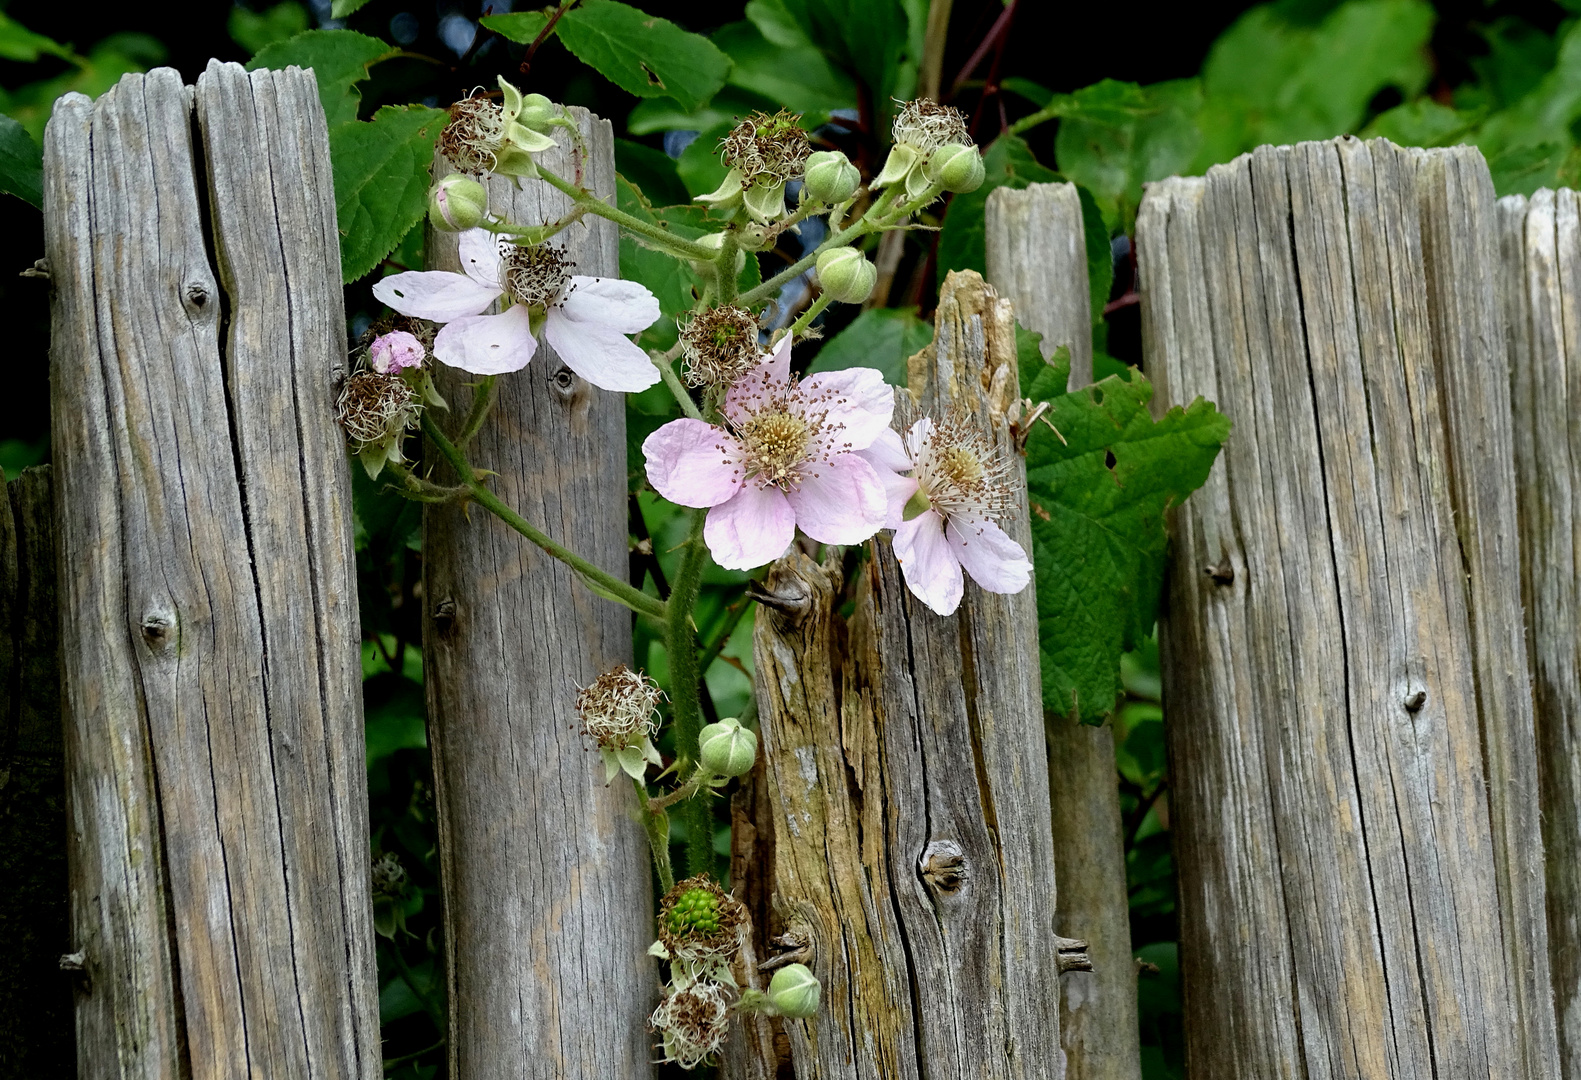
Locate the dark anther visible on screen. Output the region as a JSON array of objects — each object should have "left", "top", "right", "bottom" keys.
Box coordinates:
[
  {"left": 920, "top": 840, "right": 968, "bottom": 892},
  {"left": 1404, "top": 690, "right": 1427, "bottom": 712},
  {"left": 433, "top": 598, "right": 457, "bottom": 633},
  {"left": 1205, "top": 561, "right": 1234, "bottom": 585}
]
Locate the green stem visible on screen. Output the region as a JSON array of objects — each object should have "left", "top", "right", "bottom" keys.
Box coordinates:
[
  {"left": 383, "top": 1038, "right": 446, "bottom": 1073},
  {"left": 716, "top": 231, "right": 742, "bottom": 303},
  {"left": 737, "top": 187, "right": 903, "bottom": 309},
  {"left": 387, "top": 941, "right": 446, "bottom": 1034},
  {"left": 649, "top": 763, "right": 709, "bottom": 812},
  {"left": 788, "top": 292, "right": 834, "bottom": 338},
  {"left": 665, "top": 508, "right": 713, "bottom": 876},
  {"left": 634, "top": 778, "right": 676, "bottom": 893},
  {"left": 1006, "top": 97, "right": 1072, "bottom": 137},
  {"left": 421, "top": 413, "right": 668, "bottom": 621},
  {"left": 699, "top": 592, "right": 752, "bottom": 674},
  {"left": 652, "top": 348, "right": 702, "bottom": 421},
  {"left": 383, "top": 460, "right": 470, "bottom": 503},
  {"left": 455, "top": 375, "right": 498, "bottom": 450},
  {"left": 536, "top": 164, "right": 724, "bottom": 262}
]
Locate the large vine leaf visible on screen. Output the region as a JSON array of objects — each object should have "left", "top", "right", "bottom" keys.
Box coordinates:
[
  {"left": 1023, "top": 359, "right": 1229, "bottom": 722},
  {"left": 555, "top": 1, "right": 731, "bottom": 112},
  {"left": 247, "top": 29, "right": 394, "bottom": 127},
  {"left": 805, "top": 307, "right": 932, "bottom": 385},
  {"left": 331, "top": 105, "right": 446, "bottom": 282},
  {"left": 0, "top": 115, "right": 42, "bottom": 207}
]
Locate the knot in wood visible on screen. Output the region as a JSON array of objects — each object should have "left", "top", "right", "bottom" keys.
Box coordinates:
[
  {"left": 920, "top": 840, "right": 968, "bottom": 892},
  {"left": 1404, "top": 689, "right": 1427, "bottom": 713},
  {"left": 184, "top": 280, "right": 211, "bottom": 310},
  {"left": 1055, "top": 935, "right": 1092, "bottom": 973},
  {"left": 433, "top": 598, "right": 457, "bottom": 635},
  {"left": 551, "top": 365, "right": 578, "bottom": 398},
  {"left": 58, "top": 950, "right": 86, "bottom": 972},
  {"left": 759, "top": 928, "right": 812, "bottom": 973},
  {"left": 140, "top": 608, "right": 176, "bottom": 651},
  {"left": 748, "top": 577, "right": 811, "bottom": 620},
  {"left": 1204, "top": 560, "right": 1234, "bottom": 586}
]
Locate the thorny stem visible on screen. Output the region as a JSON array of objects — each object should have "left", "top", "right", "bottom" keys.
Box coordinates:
[
  {"left": 382, "top": 459, "right": 469, "bottom": 503},
  {"left": 1006, "top": 97, "right": 1070, "bottom": 137},
  {"left": 635, "top": 777, "right": 676, "bottom": 893},
  {"left": 454, "top": 374, "right": 499, "bottom": 449},
  {"left": 652, "top": 344, "right": 703, "bottom": 421},
  {"left": 421, "top": 412, "right": 668, "bottom": 621},
  {"left": 737, "top": 185, "right": 905, "bottom": 309},
  {"left": 649, "top": 763, "right": 709, "bottom": 812},
  {"left": 665, "top": 508, "right": 714, "bottom": 876},
  {"left": 716, "top": 231, "right": 742, "bottom": 303},
  {"left": 535, "top": 163, "right": 725, "bottom": 262},
  {"left": 788, "top": 292, "right": 834, "bottom": 338}
]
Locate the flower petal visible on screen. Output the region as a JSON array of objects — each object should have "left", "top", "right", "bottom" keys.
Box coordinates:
[
  {"left": 543, "top": 309, "right": 661, "bottom": 392},
  {"left": 904, "top": 415, "right": 935, "bottom": 459},
  {"left": 785, "top": 454, "right": 887, "bottom": 546},
  {"left": 723, "top": 335, "right": 793, "bottom": 425},
  {"left": 370, "top": 330, "right": 425, "bottom": 374},
  {"left": 559, "top": 276, "right": 662, "bottom": 334},
  {"left": 642, "top": 419, "right": 744, "bottom": 508},
  {"left": 433, "top": 306, "right": 537, "bottom": 374},
  {"left": 705, "top": 485, "right": 796, "bottom": 571},
  {"left": 458, "top": 228, "right": 503, "bottom": 289},
  {"left": 855, "top": 428, "right": 919, "bottom": 528},
  {"left": 799, "top": 367, "right": 895, "bottom": 450},
  {"left": 893, "top": 510, "right": 964, "bottom": 616},
  {"left": 946, "top": 517, "right": 1033, "bottom": 595},
  {"left": 373, "top": 269, "right": 500, "bottom": 322}
]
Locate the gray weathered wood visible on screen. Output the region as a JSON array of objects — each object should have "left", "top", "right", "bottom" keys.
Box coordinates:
[
  {"left": 420, "top": 109, "right": 654, "bottom": 1078},
  {"left": 742, "top": 271, "right": 1063, "bottom": 1078},
  {"left": 1138, "top": 137, "right": 1555, "bottom": 1078},
  {"left": 45, "top": 64, "right": 379, "bottom": 1078},
  {"left": 1498, "top": 185, "right": 1581, "bottom": 1077},
  {"left": 986, "top": 183, "right": 1094, "bottom": 388},
  {"left": 0, "top": 467, "right": 72, "bottom": 1078},
  {"left": 985, "top": 181, "right": 1138, "bottom": 1080}
]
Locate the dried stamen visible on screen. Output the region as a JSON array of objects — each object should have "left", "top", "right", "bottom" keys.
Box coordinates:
[
  {"left": 576, "top": 665, "right": 663, "bottom": 752},
  {"left": 650, "top": 980, "right": 731, "bottom": 1070},
  {"left": 680, "top": 305, "right": 761, "bottom": 388},
  {"left": 719, "top": 109, "right": 811, "bottom": 185},
  {"left": 892, "top": 99, "right": 971, "bottom": 155},
  {"left": 439, "top": 94, "right": 506, "bottom": 173},
  {"left": 911, "top": 415, "right": 1015, "bottom": 522},
  {"left": 500, "top": 242, "right": 573, "bottom": 308},
  {"left": 336, "top": 371, "right": 420, "bottom": 449}
]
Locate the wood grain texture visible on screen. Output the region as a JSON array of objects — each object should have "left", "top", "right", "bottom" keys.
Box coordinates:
[
  {"left": 742, "top": 271, "right": 1064, "bottom": 1079},
  {"left": 984, "top": 180, "right": 1138, "bottom": 1080},
  {"left": 0, "top": 467, "right": 73, "bottom": 1078},
  {"left": 45, "top": 64, "right": 378, "bottom": 1079},
  {"left": 420, "top": 109, "right": 654, "bottom": 1079},
  {"left": 1138, "top": 137, "right": 1551, "bottom": 1078},
  {"left": 985, "top": 183, "right": 1094, "bottom": 388},
  {"left": 1499, "top": 186, "right": 1581, "bottom": 1076}
]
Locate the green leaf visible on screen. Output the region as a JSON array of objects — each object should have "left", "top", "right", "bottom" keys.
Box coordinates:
[
  {"left": 626, "top": 85, "right": 777, "bottom": 136},
  {"left": 1360, "top": 98, "right": 1477, "bottom": 146},
  {"left": 1003, "top": 76, "right": 1056, "bottom": 108},
  {"left": 0, "top": 34, "right": 166, "bottom": 142},
  {"left": 1078, "top": 185, "right": 1112, "bottom": 328},
  {"left": 248, "top": 29, "right": 394, "bottom": 128},
  {"left": 677, "top": 121, "right": 732, "bottom": 198},
  {"left": 0, "top": 13, "right": 72, "bottom": 63},
  {"left": 479, "top": 12, "right": 552, "bottom": 44},
  {"left": 331, "top": 104, "right": 447, "bottom": 282},
  {"left": 1473, "top": 21, "right": 1581, "bottom": 167},
  {"left": 805, "top": 307, "right": 934, "bottom": 385},
  {"left": 229, "top": 2, "right": 310, "bottom": 57},
  {"left": 1470, "top": 18, "right": 1558, "bottom": 110},
  {"left": 1020, "top": 339, "right": 1072, "bottom": 403},
  {"left": 1025, "top": 369, "right": 1229, "bottom": 721},
  {"left": 331, "top": 0, "right": 375, "bottom": 17},
  {"left": 712, "top": 20, "right": 857, "bottom": 120},
  {"left": 765, "top": 0, "right": 917, "bottom": 128},
  {"left": 937, "top": 134, "right": 1060, "bottom": 286},
  {"left": 1055, "top": 79, "right": 1203, "bottom": 231},
  {"left": 745, "top": 0, "right": 815, "bottom": 47},
  {"left": 615, "top": 137, "right": 691, "bottom": 208},
  {"left": 0, "top": 114, "right": 42, "bottom": 208},
  {"left": 556, "top": 0, "right": 732, "bottom": 112}
]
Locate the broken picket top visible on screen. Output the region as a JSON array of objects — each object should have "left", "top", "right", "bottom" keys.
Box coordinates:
[
  {"left": 735, "top": 271, "right": 1065, "bottom": 1080},
  {"left": 1138, "top": 138, "right": 1560, "bottom": 1079},
  {"left": 44, "top": 63, "right": 379, "bottom": 1078}
]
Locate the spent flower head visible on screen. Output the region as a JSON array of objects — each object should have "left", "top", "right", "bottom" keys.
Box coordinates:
[
  {"left": 650, "top": 979, "right": 731, "bottom": 1070},
  {"left": 652, "top": 874, "right": 745, "bottom": 988},
  {"left": 875, "top": 99, "right": 977, "bottom": 201},
  {"left": 679, "top": 305, "right": 761, "bottom": 388},
  {"left": 697, "top": 110, "right": 811, "bottom": 223},
  {"left": 577, "top": 665, "right": 665, "bottom": 783},
  {"left": 336, "top": 370, "right": 421, "bottom": 480},
  {"left": 438, "top": 77, "right": 557, "bottom": 178}
]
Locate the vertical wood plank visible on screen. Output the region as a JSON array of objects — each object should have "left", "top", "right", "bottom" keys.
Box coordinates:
[
  {"left": 45, "top": 64, "right": 378, "bottom": 1078},
  {"left": 0, "top": 467, "right": 73, "bottom": 1078},
  {"left": 1139, "top": 137, "right": 1550, "bottom": 1078},
  {"left": 420, "top": 108, "right": 654, "bottom": 1078},
  {"left": 1500, "top": 185, "right": 1581, "bottom": 1077},
  {"left": 985, "top": 180, "right": 1139, "bottom": 1080}
]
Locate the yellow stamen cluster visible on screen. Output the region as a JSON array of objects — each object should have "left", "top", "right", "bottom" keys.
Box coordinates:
[{"left": 912, "top": 415, "right": 1015, "bottom": 521}]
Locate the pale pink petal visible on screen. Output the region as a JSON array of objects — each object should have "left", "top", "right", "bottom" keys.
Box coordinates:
[
  {"left": 458, "top": 228, "right": 503, "bottom": 288},
  {"left": 946, "top": 517, "right": 1033, "bottom": 595},
  {"left": 893, "top": 510, "right": 964, "bottom": 616},
  {"left": 705, "top": 484, "right": 796, "bottom": 571},
  {"left": 854, "top": 428, "right": 919, "bottom": 528},
  {"left": 761, "top": 332, "right": 792, "bottom": 382},
  {"left": 904, "top": 416, "right": 935, "bottom": 459},
  {"left": 370, "top": 330, "right": 425, "bottom": 373},
  {"left": 559, "top": 276, "right": 662, "bottom": 334},
  {"left": 863, "top": 426, "right": 914, "bottom": 473},
  {"left": 543, "top": 310, "right": 661, "bottom": 392},
  {"left": 785, "top": 454, "right": 887, "bottom": 546},
  {"left": 642, "top": 419, "right": 743, "bottom": 508},
  {"left": 798, "top": 367, "right": 895, "bottom": 450},
  {"left": 433, "top": 306, "right": 537, "bottom": 374},
  {"left": 374, "top": 269, "right": 500, "bottom": 322}
]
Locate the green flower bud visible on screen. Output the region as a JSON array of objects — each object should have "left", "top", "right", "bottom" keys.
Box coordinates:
[
  {"left": 767, "top": 963, "right": 821, "bottom": 1018},
  {"left": 803, "top": 150, "right": 860, "bottom": 204},
  {"left": 698, "top": 717, "right": 757, "bottom": 778},
  {"left": 815, "top": 246, "right": 878, "bottom": 305},
  {"left": 927, "top": 143, "right": 985, "bottom": 194},
  {"left": 428, "top": 173, "right": 489, "bottom": 232},
  {"left": 515, "top": 92, "right": 557, "bottom": 132}
]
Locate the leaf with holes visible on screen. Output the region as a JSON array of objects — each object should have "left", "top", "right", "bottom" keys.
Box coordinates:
[
  {"left": 331, "top": 104, "right": 446, "bottom": 282},
  {"left": 1022, "top": 362, "right": 1228, "bottom": 722},
  {"left": 248, "top": 29, "right": 395, "bottom": 127},
  {"left": 556, "top": 0, "right": 731, "bottom": 112}
]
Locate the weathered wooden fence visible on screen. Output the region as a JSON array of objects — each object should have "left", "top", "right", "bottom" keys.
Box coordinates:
[
  {"left": 1137, "top": 137, "right": 1560, "bottom": 1078},
  {"left": 44, "top": 63, "right": 380, "bottom": 1076},
  {"left": 419, "top": 111, "right": 655, "bottom": 1077},
  {"left": 986, "top": 183, "right": 1140, "bottom": 1080}
]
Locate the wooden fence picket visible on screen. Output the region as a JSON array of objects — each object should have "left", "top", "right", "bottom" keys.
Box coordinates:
[{"left": 44, "top": 64, "right": 379, "bottom": 1077}]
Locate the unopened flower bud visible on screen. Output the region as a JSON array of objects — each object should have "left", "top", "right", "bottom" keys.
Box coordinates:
[
  {"left": 429, "top": 174, "right": 489, "bottom": 232},
  {"left": 802, "top": 150, "right": 860, "bottom": 204},
  {"left": 816, "top": 246, "right": 877, "bottom": 305},
  {"left": 767, "top": 963, "right": 821, "bottom": 1018},
  {"left": 698, "top": 717, "right": 757, "bottom": 777},
  {"left": 927, "top": 143, "right": 985, "bottom": 193},
  {"left": 514, "top": 91, "right": 557, "bottom": 132},
  {"left": 370, "top": 330, "right": 426, "bottom": 374}
]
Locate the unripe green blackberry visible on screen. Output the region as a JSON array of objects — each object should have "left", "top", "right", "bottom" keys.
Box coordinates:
[
  {"left": 666, "top": 886, "right": 723, "bottom": 936},
  {"left": 803, "top": 150, "right": 860, "bottom": 204},
  {"left": 656, "top": 874, "right": 743, "bottom": 964},
  {"left": 816, "top": 246, "right": 877, "bottom": 305}
]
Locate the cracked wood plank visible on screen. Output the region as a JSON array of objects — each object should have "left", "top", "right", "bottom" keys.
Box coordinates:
[
  {"left": 420, "top": 108, "right": 655, "bottom": 1078},
  {"left": 1137, "top": 137, "right": 1557, "bottom": 1078},
  {"left": 985, "top": 180, "right": 1139, "bottom": 1080},
  {"left": 738, "top": 270, "right": 1064, "bottom": 1079},
  {"left": 45, "top": 63, "right": 378, "bottom": 1078},
  {"left": 1498, "top": 185, "right": 1581, "bottom": 1078}
]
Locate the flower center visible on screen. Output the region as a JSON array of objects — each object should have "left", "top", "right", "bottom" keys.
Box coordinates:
[
  {"left": 719, "top": 109, "right": 811, "bottom": 184},
  {"left": 500, "top": 242, "right": 572, "bottom": 308},
  {"left": 439, "top": 95, "right": 505, "bottom": 173},
  {"left": 680, "top": 305, "right": 760, "bottom": 388},
  {"left": 742, "top": 410, "right": 811, "bottom": 486},
  {"left": 912, "top": 416, "right": 1014, "bottom": 521}
]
